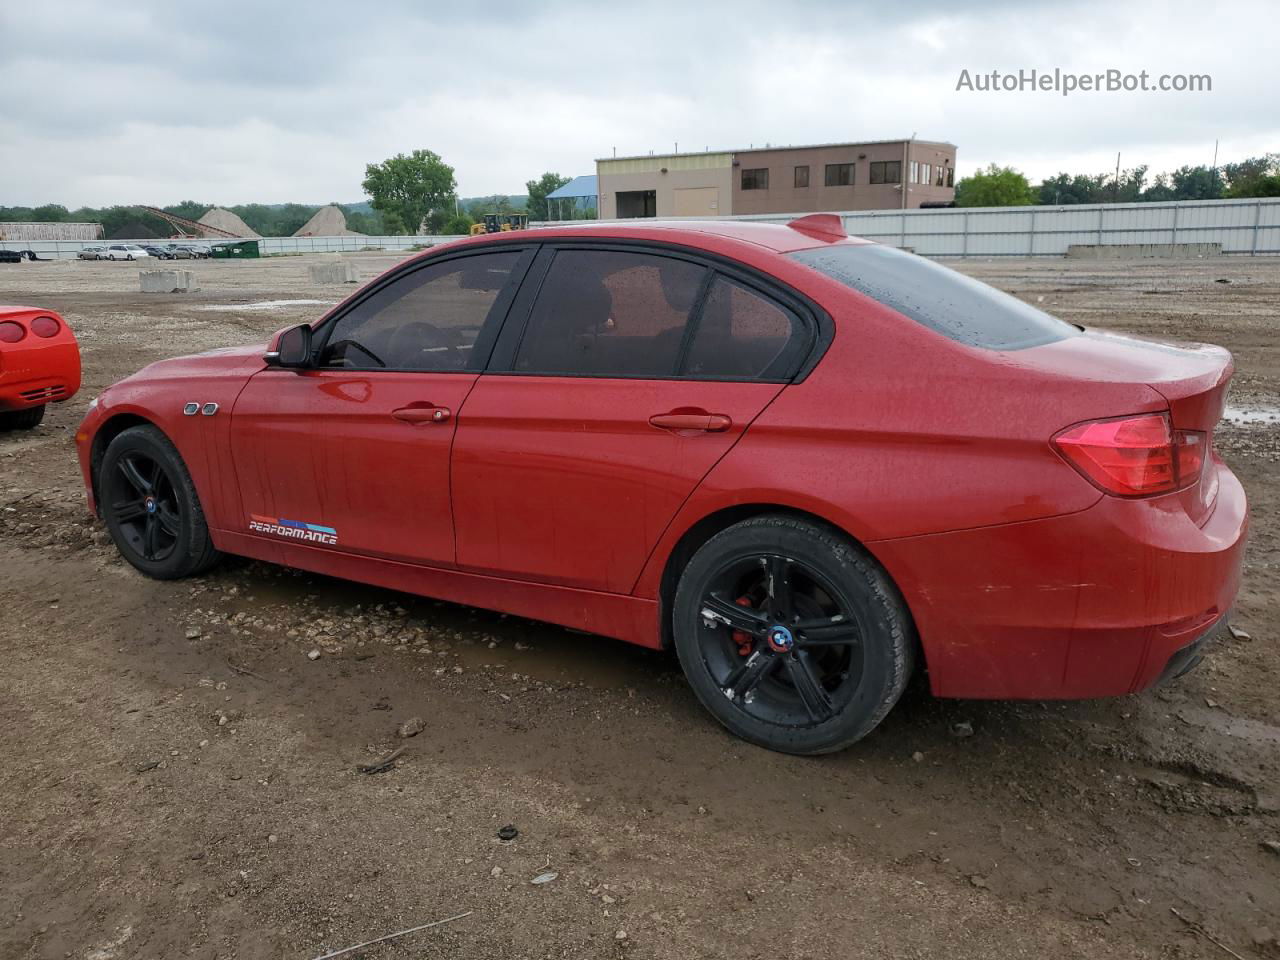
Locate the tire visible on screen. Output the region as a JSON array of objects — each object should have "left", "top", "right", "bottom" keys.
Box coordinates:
[
  {"left": 0, "top": 405, "right": 46, "bottom": 430},
  {"left": 126, "top": 255, "right": 135, "bottom": 261},
  {"left": 673, "top": 515, "right": 914, "bottom": 755},
  {"left": 100, "top": 425, "right": 222, "bottom": 579}
]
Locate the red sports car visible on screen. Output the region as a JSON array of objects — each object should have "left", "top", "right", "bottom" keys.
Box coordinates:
[
  {"left": 0, "top": 306, "right": 81, "bottom": 430},
  {"left": 75, "top": 217, "right": 1246, "bottom": 754}
]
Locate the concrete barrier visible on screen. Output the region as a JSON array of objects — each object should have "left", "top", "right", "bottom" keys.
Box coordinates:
[
  {"left": 308, "top": 260, "right": 361, "bottom": 283},
  {"left": 1066, "top": 242, "right": 1223, "bottom": 260},
  {"left": 139, "top": 269, "right": 198, "bottom": 293}
]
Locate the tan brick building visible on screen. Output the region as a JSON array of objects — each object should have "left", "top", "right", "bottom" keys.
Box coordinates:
[{"left": 596, "top": 139, "right": 956, "bottom": 219}]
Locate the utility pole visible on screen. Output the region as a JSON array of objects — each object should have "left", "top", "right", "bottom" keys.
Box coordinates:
[
  {"left": 1114, "top": 152, "right": 1121, "bottom": 202},
  {"left": 902, "top": 132, "right": 916, "bottom": 211}
]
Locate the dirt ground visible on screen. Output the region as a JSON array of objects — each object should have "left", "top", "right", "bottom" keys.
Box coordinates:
[{"left": 1, "top": 251, "right": 1277, "bottom": 960}]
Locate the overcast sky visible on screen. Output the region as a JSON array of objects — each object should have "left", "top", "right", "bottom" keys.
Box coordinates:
[{"left": 1, "top": 0, "right": 1274, "bottom": 207}]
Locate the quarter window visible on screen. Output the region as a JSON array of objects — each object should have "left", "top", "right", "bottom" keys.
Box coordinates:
[
  {"left": 741, "top": 168, "right": 769, "bottom": 190},
  {"left": 320, "top": 251, "right": 522, "bottom": 370},
  {"left": 513, "top": 250, "right": 707, "bottom": 377},
  {"left": 824, "top": 163, "right": 854, "bottom": 187},
  {"left": 682, "top": 277, "right": 801, "bottom": 379}
]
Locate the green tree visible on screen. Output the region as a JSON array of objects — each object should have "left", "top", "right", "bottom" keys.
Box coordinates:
[
  {"left": 442, "top": 212, "right": 475, "bottom": 235},
  {"left": 163, "top": 201, "right": 214, "bottom": 222},
  {"left": 955, "top": 164, "right": 1035, "bottom": 207},
  {"left": 31, "top": 204, "right": 70, "bottom": 221},
  {"left": 1169, "top": 165, "right": 1223, "bottom": 200},
  {"left": 1223, "top": 154, "right": 1280, "bottom": 198},
  {"left": 362, "top": 150, "right": 458, "bottom": 235},
  {"left": 525, "top": 172, "right": 571, "bottom": 221}
]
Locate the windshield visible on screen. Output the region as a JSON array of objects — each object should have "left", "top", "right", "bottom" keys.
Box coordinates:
[{"left": 790, "top": 244, "right": 1079, "bottom": 351}]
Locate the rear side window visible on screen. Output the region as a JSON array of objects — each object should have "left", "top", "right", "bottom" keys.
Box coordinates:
[
  {"left": 790, "top": 244, "right": 1079, "bottom": 350},
  {"left": 683, "top": 277, "right": 800, "bottom": 378},
  {"left": 514, "top": 250, "right": 707, "bottom": 377}
]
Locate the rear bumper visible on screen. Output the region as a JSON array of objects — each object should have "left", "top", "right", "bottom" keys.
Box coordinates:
[{"left": 873, "top": 461, "right": 1248, "bottom": 699}]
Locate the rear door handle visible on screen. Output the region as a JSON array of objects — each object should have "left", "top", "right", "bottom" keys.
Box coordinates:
[
  {"left": 649, "top": 411, "right": 732, "bottom": 433},
  {"left": 392, "top": 405, "right": 451, "bottom": 424}
]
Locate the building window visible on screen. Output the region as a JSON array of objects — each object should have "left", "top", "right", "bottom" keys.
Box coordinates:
[
  {"left": 869, "top": 161, "right": 901, "bottom": 184},
  {"left": 741, "top": 168, "right": 769, "bottom": 190},
  {"left": 824, "top": 163, "right": 854, "bottom": 187},
  {"left": 936, "top": 165, "right": 946, "bottom": 187},
  {"left": 794, "top": 165, "right": 809, "bottom": 188},
  {"left": 946, "top": 166, "right": 955, "bottom": 188},
  {"left": 910, "top": 161, "right": 919, "bottom": 184},
  {"left": 921, "top": 163, "right": 931, "bottom": 187}
]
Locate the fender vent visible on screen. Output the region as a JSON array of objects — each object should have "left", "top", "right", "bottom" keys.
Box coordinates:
[{"left": 19, "top": 385, "right": 65, "bottom": 402}]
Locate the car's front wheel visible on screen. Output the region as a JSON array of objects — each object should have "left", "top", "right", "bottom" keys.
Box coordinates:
[
  {"left": 100, "top": 425, "right": 222, "bottom": 579},
  {"left": 673, "top": 515, "right": 915, "bottom": 755}
]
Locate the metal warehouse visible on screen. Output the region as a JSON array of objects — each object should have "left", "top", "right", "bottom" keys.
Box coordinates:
[{"left": 596, "top": 139, "right": 956, "bottom": 218}]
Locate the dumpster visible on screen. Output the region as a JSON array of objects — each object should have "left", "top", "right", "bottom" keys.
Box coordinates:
[{"left": 209, "top": 240, "right": 261, "bottom": 259}]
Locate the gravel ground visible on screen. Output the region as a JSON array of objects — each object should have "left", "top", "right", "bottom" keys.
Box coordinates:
[{"left": 1, "top": 252, "right": 1277, "bottom": 960}]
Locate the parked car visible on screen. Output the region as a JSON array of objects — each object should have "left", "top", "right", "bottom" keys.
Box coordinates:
[
  {"left": 165, "top": 244, "right": 194, "bottom": 259},
  {"left": 143, "top": 245, "right": 175, "bottom": 260},
  {"left": 0, "top": 306, "right": 81, "bottom": 430},
  {"left": 78, "top": 246, "right": 105, "bottom": 260},
  {"left": 102, "top": 244, "right": 150, "bottom": 261},
  {"left": 176, "top": 244, "right": 210, "bottom": 259},
  {"left": 75, "top": 216, "right": 1247, "bottom": 755}
]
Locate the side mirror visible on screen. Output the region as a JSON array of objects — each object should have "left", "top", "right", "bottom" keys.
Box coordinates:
[{"left": 265, "top": 324, "right": 313, "bottom": 368}]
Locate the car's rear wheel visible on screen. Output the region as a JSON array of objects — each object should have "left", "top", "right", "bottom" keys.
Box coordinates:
[
  {"left": 673, "top": 515, "right": 914, "bottom": 755},
  {"left": 0, "top": 405, "right": 46, "bottom": 430},
  {"left": 100, "top": 425, "right": 222, "bottom": 579}
]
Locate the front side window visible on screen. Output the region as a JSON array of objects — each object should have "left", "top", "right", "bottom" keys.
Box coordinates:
[
  {"left": 320, "top": 251, "right": 522, "bottom": 370},
  {"left": 790, "top": 244, "right": 1079, "bottom": 351},
  {"left": 513, "top": 250, "right": 706, "bottom": 377},
  {"left": 742, "top": 168, "right": 769, "bottom": 190},
  {"left": 824, "top": 163, "right": 853, "bottom": 187}
]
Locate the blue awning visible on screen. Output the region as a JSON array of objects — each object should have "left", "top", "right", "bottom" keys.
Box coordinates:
[{"left": 546, "top": 175, "right": 598, "bottom": 200}]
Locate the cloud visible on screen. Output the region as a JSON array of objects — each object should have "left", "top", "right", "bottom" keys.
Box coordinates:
[{"left": 1, "top": 0, "right": 1274, "bottom": 206}]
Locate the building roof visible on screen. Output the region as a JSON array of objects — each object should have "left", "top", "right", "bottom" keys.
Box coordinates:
[
  {"left": 546, "top": 175, "right": 598, "bottom": 200},
  {"left": 596, "top": 139, "right": 955, "bottom": 163}
]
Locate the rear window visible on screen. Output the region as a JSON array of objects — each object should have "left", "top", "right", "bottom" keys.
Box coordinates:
[{"left": 790, "top": 244, "right": 1079, "bottom": 350}]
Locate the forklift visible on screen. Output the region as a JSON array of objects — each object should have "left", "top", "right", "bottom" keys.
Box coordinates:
[{"left": 470, "top": 213, "right": 529, "bottom": 236}]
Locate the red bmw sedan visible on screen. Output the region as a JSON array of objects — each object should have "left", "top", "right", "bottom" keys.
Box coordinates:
[{"left": 76, "top": 216, "right": 1246, "bottom": 754}]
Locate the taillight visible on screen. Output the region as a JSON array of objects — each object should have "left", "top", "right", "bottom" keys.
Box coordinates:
[
  {"left": 1053, "top": 413, "right": 1206, "bottom": 497},
  {"left": 0, "top": 321, "right": 25, "bottom": 343},
  {"left": 30, "top": 315, "right": 60, "bottom": 338}
]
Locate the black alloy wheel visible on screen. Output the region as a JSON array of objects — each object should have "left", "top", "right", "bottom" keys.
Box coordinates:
[
  {"left": 100, "top": 425, "right": 222, "bottom": 579},
  {"left": 674, "top": 515, "right": 914, "bottom": 755}
]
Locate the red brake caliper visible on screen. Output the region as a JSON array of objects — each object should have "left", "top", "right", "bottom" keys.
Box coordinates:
[{"left": 733, "top": 596, "right": 755, "bottom": 657}]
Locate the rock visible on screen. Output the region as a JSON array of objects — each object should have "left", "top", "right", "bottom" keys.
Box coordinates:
[
  {"left": 530, "top": 871, "right": 558, "bottom": 885},
  {"left": 497, "top": 825, "right": 518, "bottom": 841},
  {"left": 268, "top": 834, "right": 278, "bottom": 843},
  {"left": 615, "top": 930, "right": 628, "bottom": 941},
  {"left": 969, "top": 875, "right": 989, "bottom": 889},
  {"left": 949, "top": 721, "right": 974, "bottom": 738},
  {"left": 185, "top": 627, "right": 202, "bottom": 639},
  {"left": 397, "top": 717, "right": 426, "bottom": 738},
  {"left": 911, "top": 751, "right": 924, "bottom": 763},
  {"left": 490, "top": 866, "right": 503, "bottom": 878},
  {"left": 1229, "top": 625, "right": 1252, "bottom": 641},
  {"left": 307, "top": 649, "right": 321, "bottom": 660},
  {"left": 1262, "top": 840, "right": 1280, "bottom": 857}
]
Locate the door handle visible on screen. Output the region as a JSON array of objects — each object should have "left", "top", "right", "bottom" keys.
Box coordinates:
[
  {"left": 392, "top": 405, "right": 451, "bottom": 424},
  {"left": 648, "top": 411, "right": 732, "bottom": 433}
]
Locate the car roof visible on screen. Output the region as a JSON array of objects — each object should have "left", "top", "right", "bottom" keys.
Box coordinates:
[{"left": 454, "top": 219, "right": 874, "bottom": 255}]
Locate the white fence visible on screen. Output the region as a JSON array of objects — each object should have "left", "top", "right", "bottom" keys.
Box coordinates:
[
  {"left": 4, "top": 197, "right": 1279, "bottom": 260},
  {"left": 0, "top": 235, "right": 468, "bottom": 260}
]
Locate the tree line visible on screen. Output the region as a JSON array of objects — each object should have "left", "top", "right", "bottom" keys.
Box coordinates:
[{"left": 955, "top": 154, "right": 1280, "bottom": 207}]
